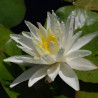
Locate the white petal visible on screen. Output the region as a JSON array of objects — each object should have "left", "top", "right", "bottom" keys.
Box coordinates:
[
  {"left": 66, "top": 50, "right": 91, "bottom": 61},
  {"left": 33, "top": 43, "right": 49, "bottom": 56},
  {"left": 31, "top": 56, "right": 48, "bottom": 64},
  {"left": 10, "top": 34, "right": 32, "bottom": 49},
  {"left": 67, "top": 58, "right": 98, "bottom": 70},
  {"left": 29, "top": 35, "right": 49, "bottom": 56},
  {"left": 65, "top": 31, "right": 82, "bottom": 53},
  {"left": 28, "top": 66, "right": 49, "bottom": 87},
  {"left": 10, "top": 34, "right": 39, "bottom": 56},
  {"left": 59, "top": 63, "right": 79, "bottom": 91},
  {"left": 22, "top": 31, "right": 31, "bottom": 39},
  {"left": 61, "top": 22, "right": 69, "bottom": 47},
  {"left": 47, "top": 12, "right": 51, "bottom": 30},
  {"left": 4, "top": 55, "right": 49, "bottom": 65},
  {"left": 47, "top": 63, "right": 60, "bottom": 81},
  {"left": 4, "top": 55, "right": 34, "bottom": 64},
  {"left": 56, "top": 47, "right": 65, "bottom": 62},
  {"left": 47, "top": 11, "right": 58, "bottom": 32},
  {"left": 17, "top": 45, "right": 37, "bottom": 57},
  {"left": 74, "top": 10, "right": 85, "bottom": 29},
  {"left": 37, "top": 22, "right": 47, "bottom": 38},
  {"left": 10, "top": 65, "right": 45, "bottom": 88},
  {"left": 66, "top": 11, "right": 75, "bottom": 41},
  {"left": 61, "top": 11, "right": 76, "bottom": 47},
  {"left": 41, "top": 55, "right": 56, "bottom": 64},
  {"left": 25, "top": 20, "right": 39, "bottom": 38},
  {"left": 69, "top": 32, "right": 98, "bottom": 53},
  {"left": 47, "top": 11, "right": 62, "bottom": 42}
]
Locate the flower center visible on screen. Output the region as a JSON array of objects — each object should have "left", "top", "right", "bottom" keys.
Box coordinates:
[{"left": 39, "top": 29, "right": 59, "bottom": 53}]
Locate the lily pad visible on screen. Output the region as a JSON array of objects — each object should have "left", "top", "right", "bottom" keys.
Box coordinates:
[
  {"left": 56, "top": 6, "right": 98, "bottom": 30},
  {"left": 0, "top": 60, "right": 20, "bottom": 98},
  {"left": 0, "top": 26, "right": 24, "bottom": 97},
  {"left": 0, "top": 25, "right": 12, "bottom": 48},
  {"left": 0, "top": 39, "right": 26, "bottom": 98},
  {"left": 56, "top": 6, "right": 98, "bottom": 83},
  {"left": 73, "top": 0, "right": 98, "bottom": 11},
  {"left": 75, "top": 91, "right": 98, "bottom": 98},
  {"left": 0, "top": 0, "right": 26, "bottom": 28}
]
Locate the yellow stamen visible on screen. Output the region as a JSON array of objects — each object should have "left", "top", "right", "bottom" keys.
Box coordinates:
[{"left": 39, "top": 29, "right": 59, "bottom": 53}]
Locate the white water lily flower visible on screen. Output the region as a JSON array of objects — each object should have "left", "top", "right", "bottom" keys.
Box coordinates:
[{"left": 4, "top": 11, "right": 98, "bottom": 91}]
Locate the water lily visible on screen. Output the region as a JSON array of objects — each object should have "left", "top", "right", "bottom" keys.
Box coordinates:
[{"left": 4, "top": 11, "right": 98, "bottom": 91}]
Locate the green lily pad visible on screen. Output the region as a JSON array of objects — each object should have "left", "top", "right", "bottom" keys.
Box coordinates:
[
  {"left": 75, "top": 69, "right": 98, "bottom": 83},
  {"left": 0, "top": 25, "right": 12, "bottom": 48},
  {"left": 56, "top": 6, "right": 98, "bottom": 29},
  {"left": 56, "top": 6, "right": 98, "bottom": 83},
  {"left": 75, "top": 91, "right": 98, "bottom": 98},
  {"left": 0, "top": 40, "right": 26, "bottom": 98},
  {"left": 73, "top": 0, "right": 98, "bottom": 11},
  {"left": 0, "top": 60, "right": 20, "bottom": 98},
  {"left": 0, "top": 26, "right": 24, "bottom": 97},
  {"left": 0, "top": 0, "right": 26, "bottom": 28}
]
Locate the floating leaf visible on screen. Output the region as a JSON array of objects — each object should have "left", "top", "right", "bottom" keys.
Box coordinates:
[
  {"left": 75, "top": 81, "right": 98, "bottom": 98},
  {"left": 0, "top": 0, "right": 26, "bottom": 28},
  {"left": 0, "top": 25, "right": 12, "bottom": 48},
  {"left": 0, "top": 26, "right": 24, "bottom": 97},
  {"left": 0, "top": 60, "right": 20, "bottom": 98},
  {"left": 75, "top": 91, "right": 98, "bottom": 98},
  {"left": 75, "top": 69, "right": 98, "bottom": 83},
  {"left": 56, "top": 6, "right": 98, "bottom": 30},
  {"left": 56, "top": 6, "right": 98, "bottom": 83},
  {"left": 0, "top": 39, "right": 26, "bottom": 98},
  {"left": 73, "top": 0, "right": 98, "bottom": 11}
]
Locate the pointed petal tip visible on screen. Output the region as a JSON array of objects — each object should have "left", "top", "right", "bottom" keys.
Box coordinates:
[
  {"left": 52, "top": 10, "right": 55, "bottom": 13},
  {"left": 10, "top": 34, "right": 19, "bottom": 40},
  {"left": 59, "top": 63, "right": 80, "bottom": 91},
  {"left": 9, "top": 83, "right": 16, "bottom": 88},
  {"left": 71, "top": 80, "right": 80, "bottom": 91},
  {"left": 24, "top": 20, "right": 31, "bottom": 26},
  {"left": 47, "top": 11, "right": 50, "bottom": 15},
  {"left": 73, "top": 80, "right": 80, "bottom": 91},
  {"left": 75, "top": 87, "right": 80, "bottom": 91},
  {"left": 9, "top": 85, "right": 13, "bottom": 88},
  {"left": 37, "top": 22, "right": 41, "bottom": 27},
  {"left": 91, "top": 66, "right": 98, "bottom": 70},
  {"left": 10, "top": 34, "right": 15, "bottom": 38},
  {"left": 28, "top": 84, "right": 31, "bottom": 87},
  {"left": 28, "top": 80, "right": 32, "bottom": 87},
  {"left": 4, "top": 58, "right": 8, "bottom": 62},
  {"left": 74, "top": 82, "right": 80, "bottom": 91},
  {"left": 24, "top": 20, "right": 28, "bottom": 24},
  {"left": 4, "top": 57, "right": 16, "bottom": 62},
  {"left": 94, "top": 31, "right": 98, "bottom": 35}
]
